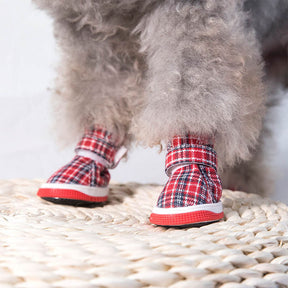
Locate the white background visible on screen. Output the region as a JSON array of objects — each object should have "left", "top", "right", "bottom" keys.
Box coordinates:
[{"left": 0, "top": 0, "right": 287, "bottom": 203}]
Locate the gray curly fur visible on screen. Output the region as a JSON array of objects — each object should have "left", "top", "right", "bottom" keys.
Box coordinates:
[{"left": 33, "top": 0, "right": 288, "bottom": 194}]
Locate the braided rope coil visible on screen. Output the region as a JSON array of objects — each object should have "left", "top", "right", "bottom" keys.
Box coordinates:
[{"left": 0, "top": 179, "right": 288, "bottom": 288}]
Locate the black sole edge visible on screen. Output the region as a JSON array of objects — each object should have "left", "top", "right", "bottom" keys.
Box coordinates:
[
  {"left": 153, "top": 219, "right": 223, "bottom": 228},
  {"left": 41, "top": 197, "right": 106, "bottom": 207}
]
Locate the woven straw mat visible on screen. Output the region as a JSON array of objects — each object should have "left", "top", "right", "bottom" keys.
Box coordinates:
[{"left": 1, "top": 179, "right": 288, "bottom": 288}]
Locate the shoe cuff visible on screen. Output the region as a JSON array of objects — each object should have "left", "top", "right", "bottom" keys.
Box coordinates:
[
  {"left": 165, "top": 135, "right": 217, "bottom": 176},
  {"left": 75, "top": 128, "right": 127, "bottom": 169}
]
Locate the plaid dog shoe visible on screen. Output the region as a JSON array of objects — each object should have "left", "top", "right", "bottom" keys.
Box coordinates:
[
  {"left": 150, "top": 135, "right": 223, "bottom": 226},
  {"left": 37, "top": 128, "right": 127, "bottom": 205}
]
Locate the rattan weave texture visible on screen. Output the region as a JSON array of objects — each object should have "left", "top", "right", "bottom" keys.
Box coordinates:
[{"left": 0, "top": 179, "right": 288, "bottom": 288}]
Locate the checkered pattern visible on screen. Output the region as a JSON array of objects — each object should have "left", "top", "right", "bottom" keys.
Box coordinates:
[
  {"left": 75, "top": 128, "right": 117, "bottom": 168},
  {"left": 47, "top": 127, "right": 117, "bottom": 187},
  {"left": 157, "top": 135, "right": 222, "bottom": 208},
  {"left": 48, "top": 155, "right": 110, "bottom": 187}
]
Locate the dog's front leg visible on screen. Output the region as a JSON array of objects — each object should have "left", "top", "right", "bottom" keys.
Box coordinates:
[
  {"left": 132, "top": 0, "right": 266, "bottom": 170},
  {"left": 132, "top": 0, "right": 267, "bottom": 225}
]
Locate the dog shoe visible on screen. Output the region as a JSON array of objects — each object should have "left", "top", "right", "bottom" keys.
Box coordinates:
[
  {"left": 37, "top": 127, "right": 127, "bottom": 205},
  {"left": 150, "top": 135, "right": 223, "bottom": 226}
]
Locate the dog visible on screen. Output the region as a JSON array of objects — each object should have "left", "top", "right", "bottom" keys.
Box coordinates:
[{"left": 32, "top": 0, "right": 288, "bottom": 225}]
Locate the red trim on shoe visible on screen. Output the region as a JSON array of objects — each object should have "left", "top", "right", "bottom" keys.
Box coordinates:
[
  {"left": 37, "top": 187, "right": 108, "bottom": 203},
  {"left": 150, "top": 202, "right": 224, "bottom": 226},
  {"left": 150, "top": 210, "right": 224, "bottom": 226}
]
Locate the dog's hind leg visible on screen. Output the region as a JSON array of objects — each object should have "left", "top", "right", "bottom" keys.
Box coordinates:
[{"left": 220, "top": 135, "right": 273, "bottom": 196}]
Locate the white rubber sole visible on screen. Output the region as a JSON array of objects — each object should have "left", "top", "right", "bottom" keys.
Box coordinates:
[
  {"left": 40, "top": 183, "right": 108, "bottom": 197},
  {"left": 151, "top": 202, "right": 223, "bottom": 215}
]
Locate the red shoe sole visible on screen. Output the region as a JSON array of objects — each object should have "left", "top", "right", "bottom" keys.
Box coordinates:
[
  {"left": 150, "top": 210, "right": 224, "bottom": 226},
  {"left": 37, "top": 188, "right": 108, "bottom": 203}
]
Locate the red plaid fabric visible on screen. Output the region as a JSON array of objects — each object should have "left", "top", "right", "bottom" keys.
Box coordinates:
[
  {"left": 48, "top": 155, "right": 110, "bottom": 187},
  {"left": 75, "top": 128, "right": 117, "bottom": 168},
  {"left": 47, "top": 127, "right": 117, "bottom": 186},
  {"left": 37, "top": 127, "right": 124, "bottom": 204},
  {"left": 165, "top": 135, "right": 216, "bottom": 175},
  {"left": 156, "top": 135, "right": 222, "bottom": 208}
]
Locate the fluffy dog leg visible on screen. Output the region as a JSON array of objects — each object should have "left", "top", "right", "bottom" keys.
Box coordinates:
[
  {"left": 32, "top": 1, "right": 145, "bottom": 205},
  {"left": 220, "top": 139, "right": 273, "bottom": 196},
  {"left": 33, "top": 0, "right": 145, "bottom": 148},
  {"left": 131, "top": 0, "right": 266, "bottom": 169}
]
